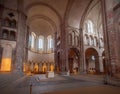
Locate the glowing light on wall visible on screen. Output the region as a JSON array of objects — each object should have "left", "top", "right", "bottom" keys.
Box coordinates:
[
  {"left": 34, "top": 64, "right": 38, "bottom": 73},
  {"left": 42, "top": 64, "right": 47, "bottom": 72},
  {"left": 50, "top": 64, "right": 54, "bottom": 72},
  {"left": 1, "top": 58, "right": 11, "bottom": 71}
]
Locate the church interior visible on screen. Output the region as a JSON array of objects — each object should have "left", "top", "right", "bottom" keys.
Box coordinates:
[{"left": 0, "top": 0, "right": 120, "bottom": 94}]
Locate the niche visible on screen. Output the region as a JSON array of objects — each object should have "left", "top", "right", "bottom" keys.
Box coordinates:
[
  {"left": 2, "top": 29, "right": 9, "bottom": 39},
  {"left": 3, "top": 12, "right": 17, "bottom": 28},
  {"left": 10, "top": 31, "right": 16, "bottom": 40},
  {"left": 2, "top": 29, "right": 16, "bottom": 41},
  {"left": 3, "top": 17, "right": 11, "bottom": 27},
  {"left": 11, "top": 19, "right": 16, "bottom": 28}
]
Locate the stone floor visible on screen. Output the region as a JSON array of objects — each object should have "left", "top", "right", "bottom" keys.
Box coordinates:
[{"left": 0, "top": 73, "right": 120, "bottom": 94}]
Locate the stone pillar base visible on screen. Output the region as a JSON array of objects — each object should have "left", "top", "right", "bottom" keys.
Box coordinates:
[
  {"left": 104, "top": 75, "right": 120, "bottom": 86},
  {"left": 12, "top": 70, "right": 25, "bottom": 76},
  {"left": 46, "top": 71, "right": 55, "bottom": 78},
  {"left": 60, "top": 71, "right": 70, "bottom": 76}
]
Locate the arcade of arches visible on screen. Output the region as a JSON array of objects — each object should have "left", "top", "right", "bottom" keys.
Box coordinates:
[{"left": 0, "top": 0, "right": 120, "bottom": 86}]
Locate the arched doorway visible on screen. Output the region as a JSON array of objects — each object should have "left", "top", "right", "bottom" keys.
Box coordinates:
[
  {"left": 85, "top": 48, "right": 100, "bottom": 74},
  {"left": 68, "top": 48, "right": 80, "bottom": 74}
]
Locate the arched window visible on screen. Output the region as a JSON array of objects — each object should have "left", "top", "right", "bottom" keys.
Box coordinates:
[
  {"left": 47, "top": 35, "right": 53, "bottom": 53},
  {"left": 87, "top": 20, "right": 94, "bottom": 33},
  {"left": 29, "top": 34, "right": 32, "bottom": 48},
  {"left": 2, "top": 29, "right": 9, "bottom": 39},
  {"left": 38, "top": 36, "right": 44, "bottom": 49},
  {"left": 4, "top": 18, "right": 11, "bottom": 27},
  {"left": 83, "top": 22, "right": 88, "bottom": 33},
  {"left": 31, "top": 32, "right": 36, "bottom": 49},
  {"left": 99, "top": 25, "right": 103, "bottom": 38}
]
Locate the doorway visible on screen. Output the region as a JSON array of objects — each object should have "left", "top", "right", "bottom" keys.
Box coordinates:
[
  {"left": 85, "top": 48, "right": 99, "bottom": 74},
  {"left": 68, "top": 48, "right": 80, "bottom": 74}
]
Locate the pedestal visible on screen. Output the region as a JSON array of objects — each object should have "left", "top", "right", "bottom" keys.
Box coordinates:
[{"left": 46, "top": 71, "right": 54, "bottom": 78}]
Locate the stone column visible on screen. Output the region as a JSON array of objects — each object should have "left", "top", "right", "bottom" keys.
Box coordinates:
[
  {"left": 65, "top": 28, "right": 69, "bottom": 72},
  {"left": 60, "top": 24, "right": 66, "bottom": 72},
  {"left": 33, "top": 63, "right": 35, "bottom": 72},
  {"left": 101, "top": 0, "right": 112, "bottom": 82},
  {"left": 13, "top": 0, "right": 27, "bottom": 74},
  {"left": 60, "top": 0, "right": 74, "bottom": 74},
  {"left": 24, "top": 26, "right": 29, "bottom": 64},
  {"left": 0, "top": 46, "right": 3, "bottom": 69},
  {"left": 14, "top": 12, "right": 27, "bottom": 74},
  {"left": 0, "top": 4, "right": 4, "bottom": 38},
  {"left": 39, "top": 63, "right": 42, "bottom": 73},
  {"left": 37, "top": 63, "right": 39, "bottom": 73},
  {"left": 27, "top": 62, "right": 30, "bottom": 72},
  {"left": 30, "top": 62, "right": 33, "bottom": 72},
  {"left": 35, "top": 36, "right": 38, "bottom": 52},
  {"left": 99, "top": 56, "right": 104, "bottom": 73},
  {"left": 114, "top": 4, "right": 120, "bottom": 77},
  {"left": 95, "top": 56, "right": 100, "bottom": 74},
  {"left": 0, "top": 5, "right": 3, "bottom": 62},
  {"left": 38, "top": 63, "right": 39, "bottom": 72},
  {"left": 11, "top": 49, "right": 16, "bottom": 72},
  {"left": 103, "top": 0, "right": 117, "bottom": 76},
  {"left": 54, "top": 32, "right": 58, "bottom": 71},
  {"left": 44, "top": 36, "right": 47, "bottom": 53},
  {"left": 48, "top": 63, "right": 50, "bottom": 71},
  {"left": 79, "top": 28, "right": 85, "bottom": 73}
]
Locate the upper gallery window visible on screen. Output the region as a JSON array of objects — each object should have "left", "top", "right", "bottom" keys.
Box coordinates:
[
  {"left": 87, "top": 20, "right": 94, "bottom": 33},
  {"left": 31, "top": 32, "right": 36, "bottom": 49},
  {"left": 99, "top": 25, "right": 103, "bottom": 38},
  {"left": 47, "top": 35, "right": 53, "bottom": 53},
  {"left": 38, "top": 36, "right": 44, "bottom": 49},
  {"left": 47, "top": 35, "right": 53, "bottom": 49}
]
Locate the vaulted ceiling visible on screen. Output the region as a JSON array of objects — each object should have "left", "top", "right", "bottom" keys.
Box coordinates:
[
  {"left": 23, "top": 0, "right": 93, "bottom": 35},
  {"left": 1, "top": 0, "right": 102, "bottom": 35}
]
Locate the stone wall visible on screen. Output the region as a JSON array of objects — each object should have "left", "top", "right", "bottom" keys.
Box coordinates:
[
  {"left": 105, "top": 0, "right": 120, "bottom": 77},
  {"left": 28, "top": 50, "right": 54, "bottom": 63}
]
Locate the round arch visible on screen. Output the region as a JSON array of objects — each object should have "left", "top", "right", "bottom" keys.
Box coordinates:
[
  {"left": 68, "top": 48, "right": 80, "bottom": 74},
  {"left": 25, "top": 2, "right": 62, "bottom": 23},
  {"left": 27, "top": 15, "right": 57, "bottom": 32},
  {"left": 85, "top": 48, "right": 100, "bottom": 74},
  {"left": 80, "top": 0, "right": 100, "bottom": 28}
]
